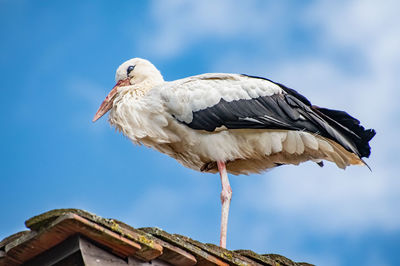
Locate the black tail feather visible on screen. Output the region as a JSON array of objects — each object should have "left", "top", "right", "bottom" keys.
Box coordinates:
[
  {"left": 242, "top": 74, "right": 376, "bottom": 159},
  {"left": 315, "top": 107, "right": 376, "bottom": 158}
]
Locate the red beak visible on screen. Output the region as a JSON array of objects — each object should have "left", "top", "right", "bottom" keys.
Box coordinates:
[{"left": 92, "top": 79, "right": 131, "bottom": 122}]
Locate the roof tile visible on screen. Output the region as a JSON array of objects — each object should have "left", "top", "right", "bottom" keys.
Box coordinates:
[{"left": 0, "top": 209, "right": 314, "bottom": 266}]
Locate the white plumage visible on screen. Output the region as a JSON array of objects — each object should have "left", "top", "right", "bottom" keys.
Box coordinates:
[{"left": 93, "top": 58, "right": 375, "bottom": 248}]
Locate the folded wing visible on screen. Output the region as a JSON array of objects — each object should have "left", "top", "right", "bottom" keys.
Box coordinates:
[{"left": 160, "top": 73, "right": 375, "bottom": 159}]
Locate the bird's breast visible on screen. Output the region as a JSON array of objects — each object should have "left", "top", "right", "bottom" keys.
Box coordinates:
[{"left": 109, "top": 93, "right": 177, "bottom": 144}]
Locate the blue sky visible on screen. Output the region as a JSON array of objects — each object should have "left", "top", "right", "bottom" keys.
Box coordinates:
[{"left": 1, "top": 1, "right": 399, "bottom": 265}]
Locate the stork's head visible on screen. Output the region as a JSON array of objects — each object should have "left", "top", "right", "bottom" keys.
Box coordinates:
[{"left": 92, "top": 58, "right": 164, "bottom": 122}]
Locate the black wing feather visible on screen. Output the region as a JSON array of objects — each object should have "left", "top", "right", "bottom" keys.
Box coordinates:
[
  {"left": 180, "top": 75, "right": 375, "bottom": 159},
  {"left": 187, "top": 93, "right": 323, "bottom": 134}
]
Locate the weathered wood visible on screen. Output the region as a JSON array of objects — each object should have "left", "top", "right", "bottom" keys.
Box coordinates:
[
  {"left": 0, "top": 250, "right": 18, "bottom": 266},
  {"left": 0, "top": 253, "right": 20, "bottom": 266},
  {"left": 5, "top": 213, "right": 144, "bottom": 264},
  {"left": 0, "top": 231, "right": 30, "bottom": 251},
  {"left": 100, "top": 219, "right": 163, "bottom": 261},
  {"left": 235, "top": 250, "right": 280, "bottom": 266},
  {"left": 172, "top": 235, "right": 261, "bottom": 266},
  {"left": 24, "top": 234, "right": 172, "bottom": 266},
  {"left": 79, "top": 236, "right": 171, "bottom": 266},
  {"left": 261, "top": 254, "right": 314, "bottom": 266},
  {"left": 141, "top": 228, "right": 229, "bottom": 266},
  {"left": 25, "top": 209, "right": 164, "bottom": 262},
  {"left": 24, "top": 234, "right": 83, "bottom": 266},
  {"left": 127, "top": 257, "right": 172, "bottom": 266},
  {"left": 151, "top": 237, "right": 197, "bottom": 266},
  {"left": 1, "top": 209, "right": 314, "bottom": 266}
]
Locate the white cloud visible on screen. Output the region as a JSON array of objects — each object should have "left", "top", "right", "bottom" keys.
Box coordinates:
[
  {"left": 307, "top": 0, "right": 400, "bottom": 114},
  {"left": 309, "top": 0, "right": 400, "bottom": 51},
  {"left": 140, "top": 0, "right": 285, "bottom": 57},
  {"left": 240, "top": 163, "right": 400, "bottom": 234}
]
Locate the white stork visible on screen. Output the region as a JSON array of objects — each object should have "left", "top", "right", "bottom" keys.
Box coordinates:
[{"left": 93, "top": 58, "right": 375, "bottom": 248}]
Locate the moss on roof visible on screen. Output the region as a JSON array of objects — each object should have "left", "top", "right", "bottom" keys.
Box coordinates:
[{"left": 1, "top": 209, "right": 314, "bottom": 266}]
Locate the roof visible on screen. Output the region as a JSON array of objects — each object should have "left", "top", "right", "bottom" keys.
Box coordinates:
[{"left": 0, "top": 209, "right": 313, "bottom": 266}]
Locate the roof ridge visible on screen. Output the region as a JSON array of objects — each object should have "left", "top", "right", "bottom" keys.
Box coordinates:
[{"left": 1, "top": 209, "right": 314, "bottom": 266}]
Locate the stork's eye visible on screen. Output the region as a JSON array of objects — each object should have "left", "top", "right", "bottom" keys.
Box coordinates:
[{"left": 127, "top": 65, "right": 135, "bottom": 75}]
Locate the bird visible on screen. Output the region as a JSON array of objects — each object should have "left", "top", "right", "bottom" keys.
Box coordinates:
[{"left": 93, "top": 58, "right": 375, "bottom": 248}]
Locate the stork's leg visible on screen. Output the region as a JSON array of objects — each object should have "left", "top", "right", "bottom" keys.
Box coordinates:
[{"left": 217, "top": 161, "right": 232, "bottom": 249}]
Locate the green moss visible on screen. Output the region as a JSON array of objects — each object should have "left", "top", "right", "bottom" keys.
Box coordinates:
[
  {"left": 25, "top": 208, "right": 99, "bottom": 231},
  {"left": 110, "top": 220, "right": 122, "bottom": 233},
  {"left": 222, "top": 251, "right": 233, "bottom": 260},
  {"left": 138, "top": 235, "right": 154, "bottom": 248},
  {"left": 23, "top": 209, "right": 311, "bottom": 266}
]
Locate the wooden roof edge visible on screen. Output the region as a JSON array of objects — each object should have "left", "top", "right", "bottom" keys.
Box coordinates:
[
  {"left": 25, "top": 208, "right": 164, "bottom": 258},
  {"left": 1, "top": 210, "right": 163, "bottom": 265},
  {"left": 0, "top": 231, "right": 30, "bottom": 251},
  {"left": 141, "top": 227, "right": 259, "bottom": 266},
  {"left": 26, "top": 208, "right": 110, "bottom": 232},
  {"left": 172, "top": 233, "right": 260, "bottom": 266},
  {"left": 1, "top": 209, "right": 314, "bottom": 266},
  {"left": 142, "top": 227, "right": 315, "bottom": 266}
]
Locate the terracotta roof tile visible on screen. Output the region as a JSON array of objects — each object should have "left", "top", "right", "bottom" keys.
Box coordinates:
[
  {"left": 0, "top": 209, "right": 314, "bottom": 266},
  {"left": 142, "top": 227, "right": 230, "bottom": 266},
  {"left": 235, "top": 250, "right": 283, "bottom": 266}
]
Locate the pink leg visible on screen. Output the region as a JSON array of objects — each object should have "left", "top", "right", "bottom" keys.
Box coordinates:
[{"left": 217, "top": 161, "right": 232, "bottom": 249}]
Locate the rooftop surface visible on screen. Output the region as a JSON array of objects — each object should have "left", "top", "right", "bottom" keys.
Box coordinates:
[{"left": 0, "top": 209, "right": 313, "bottom": 266}]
